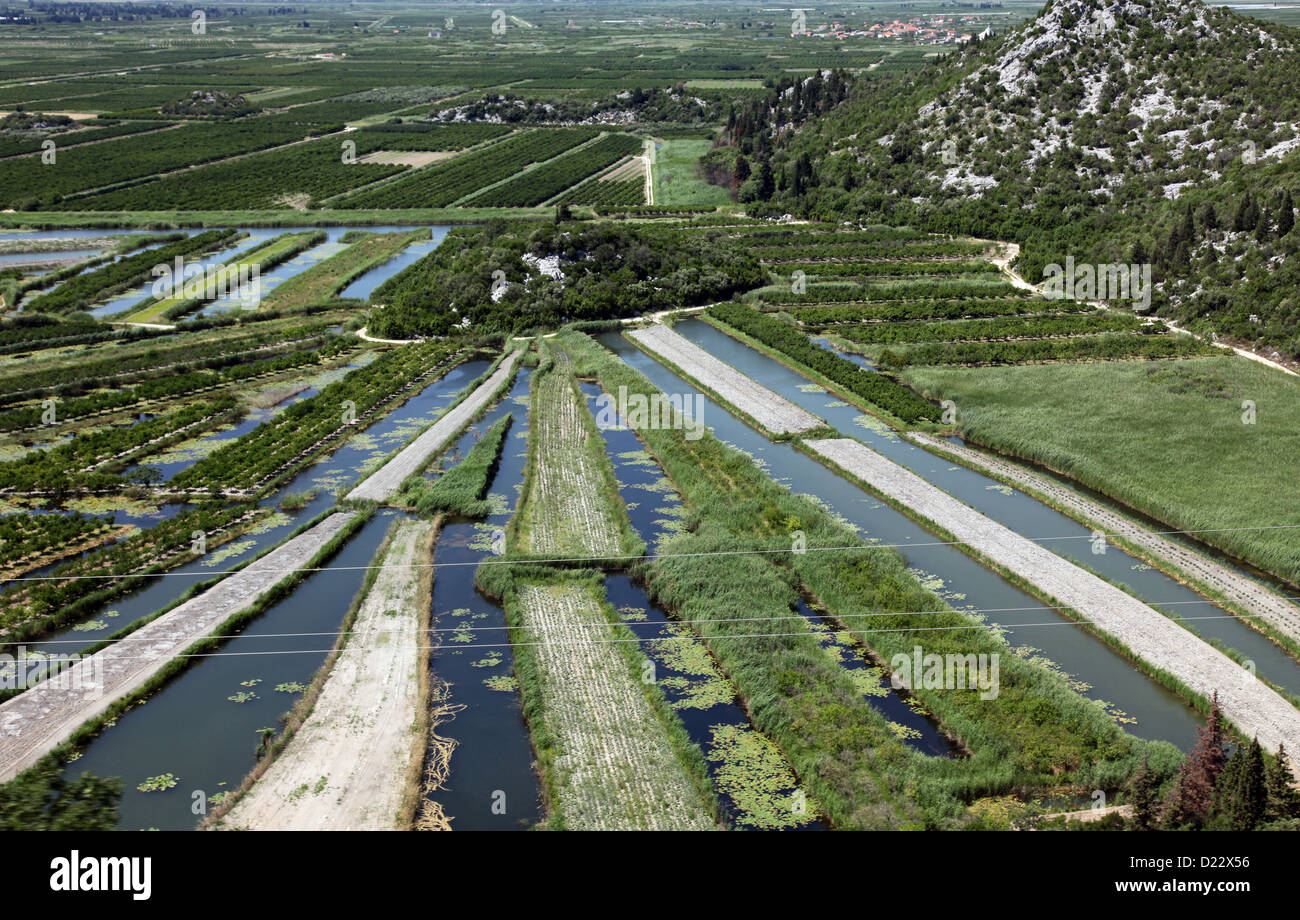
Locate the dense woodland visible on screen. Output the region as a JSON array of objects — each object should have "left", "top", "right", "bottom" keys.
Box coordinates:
[{"left": 369, "top": 221, "right": 766, "bottom": 339}]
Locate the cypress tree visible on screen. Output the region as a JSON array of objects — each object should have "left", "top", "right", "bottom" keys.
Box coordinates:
[
  {"left": 1278, "top": 190, "right": 1295, "bottom": 237},
  {"left": 1128, "top": 754, "right": 1161, "bottom": 831},
  {"left": 1162, "top": 691, "right": 1227, "bottom": 829},
  {"left": 1214, "top": 737, "right": 1267, "bottom": 830},
  {"left": 1265, "top": 743, "right": 1300, "bottom": 822}
]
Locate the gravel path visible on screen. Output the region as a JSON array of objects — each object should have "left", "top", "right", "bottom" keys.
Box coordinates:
[
  {"left": 346, "top": 350, "right": 522, "bottom": 503},
  {"left": 216, "top": 520, "right": 431, "bottom": 830},
  {"left": 909, "top": 431, "right": 1300, "bottom": 643},
  {"left": 805, "top": 437, "right": 1300, "bottom": 761},
  {"left": 0, "top": 511, "right": 357, "bottom": 783},
  {"left": 519, "top": 582, "right": 717, "bottom": 830},
  {"left": 627, "top": 324, "right": 824, "bottom": 435}
]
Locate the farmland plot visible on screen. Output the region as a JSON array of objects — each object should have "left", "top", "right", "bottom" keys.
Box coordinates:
[
  {"left": 515, "top": 581, "right": 717, "bottom": 830},
  {"left": 514, "top": 352, "right": 625, "bottom": 557}
]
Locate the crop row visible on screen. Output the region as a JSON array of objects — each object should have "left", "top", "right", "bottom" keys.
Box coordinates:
[
  {"left": 23, "top": 230, "right": 240, "bottom": 314},
  {"left": 339, "top": 128, "right": 601, "bottom": 209},
  {"left": 789, "top": 298, "right": 1091, "bottom": 325},
  {"left": 0, "top": 121, "right": 316, "bottom": 209},
  {"left": 835, "top": 312, "right": 1147, "bottom": 345},
  {"left": 706, "top": 302, "right": 936, "bottom": 424},
  {"left": 1, "top": 342, "right": 343, "bottom": 433},
  {"left": 70, "top": 136, "right": 405, "bottom": 212},
  {"left": 0, "top": 319, "right": 169, "bottom": 356},
  {"left": 0, "top": 513, "right": 118, "bottom": 575},
  {"left": 759, "top": 279, "right": 1025, "bottom": 304},
  {"left": 354, "top": 122, "right": 514, "bottom": 151},
  {"left": 0, "top": 500, "right": 264, "bottom": 640},
  {"left": 170, "top": 340, "right": 462, "bottom": 494},
  {"left": 722, "top": 226, "right": 930, "bottom": 244},
  {"left": 749, "top": 240, "right": 994, "bottom": 261},
  {"left": 554, "top": 177, "right": 645, "bottom": 207},
  {"left": 462, "top": 133, "right": 643, "bottom": 207},
  {"left": 261, "top": 229, "right": 429, "bottom": 311},
  {"left": 0, "top": 398, "right": 241, "bottom": 494},
  {"left": 0, "top": 120, "right": 169, "bottom": 159},
  {"left": 768, "top": 260, "right": 1001, "bottom": 279},
  {"left": 121, "top": 231, "right": 327, "bottom": 322},
  {"left": 878, "top": 332, "right": 1222, "bottom": 368},
  {"left": 0, "top": 322, "right": 336, "bottom": 405}
]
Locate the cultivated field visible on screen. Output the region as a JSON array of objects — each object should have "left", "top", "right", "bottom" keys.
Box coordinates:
[{"left": 513, "top": 581, "right": 717, "bottom": 830}]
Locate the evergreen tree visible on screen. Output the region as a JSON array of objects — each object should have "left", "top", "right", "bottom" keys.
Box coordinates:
[
  {"left": 1162, "top": 691, "right": 1228, "bottom": 829},
  {"left": 1278, "top": 190, "right": 1295, "bottom": 237},
  {"left": 1213, "top": 737, "right": 1267, "bottom": 830},
  {"left": 1265, "top": 743, "right": 1300, "bottom": 822},
  {"left": 1128, "top": 754, "right": 1161, "bottom": 831}
]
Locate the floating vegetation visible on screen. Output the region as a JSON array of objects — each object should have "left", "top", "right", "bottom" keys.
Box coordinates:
[
  {"left": 706, "top": 724, "right": 819, "bottom": 830},
  {"left": 852, "top": 413, "right": 896, "bottom": 437},
  {"left": 137, "top": 773, "right": 178, "bottom": 793},
  {"left": 240, "top": 678, "right": 262, "bottom": 687},
  {"left": 71, "top": 619, "right": 108, "bottom": 632},
  {"left": 227, "top": 691, "right": 258, "bottom": 703},
  {"left": 617, "top": 604, "right": 648, "bottom": 622},
  {"left": 796, "top": 383, "right": 825, "bottom": 393},
  {"left": 651, "top": 625, "right": 735, "bottom": 710},
  {"left": 470, "top": 653, "right": 503, "bottom": 669},
  {"left": 984, "top": 483, "right": 1015, "bottom": 496},
  {"left": 203, "top": 539, "right": 254, "bottom": 566},
  {"left": 825, "top": 400, "right": 850, "bottom": 408},
  {"left": 483, "top": 673, "right": 518, "bottom": 692},
  {"left": 275, "top": 682, "right": 306, "bottom": 693},
  {"left": 889, "top": 722, "right": 922, "bottom": 741}
]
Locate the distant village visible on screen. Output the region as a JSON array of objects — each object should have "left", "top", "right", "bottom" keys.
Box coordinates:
[{"left": 798, "top": 17, "right": 995, "bottom": 43}]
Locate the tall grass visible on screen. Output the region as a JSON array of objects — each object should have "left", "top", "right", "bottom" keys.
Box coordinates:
[
  {"left": 904, "top": 357, "right": 1300, "bottom": 587},
  {"left": 558, "top": 328, "right": 1181, "bottom": 826},
  {"left": 397, "top": 415, "right": 511, "bottom": 518}
]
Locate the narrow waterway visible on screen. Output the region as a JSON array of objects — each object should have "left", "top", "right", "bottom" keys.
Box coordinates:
[
  {"left": 22, "top": 358, "right": 489, "bottom": 662},
  {"left": 676, "top": 320, "right": 1300, "bottom": 701},
  {"left": 420, "top": 366, "right": 544, "bottom": 830},
  {"left": 60, "top": 508, "right": 400, "bottom": 831},
  {"left": 598, "top": 329, "right": 1204, "bottom": 751}
]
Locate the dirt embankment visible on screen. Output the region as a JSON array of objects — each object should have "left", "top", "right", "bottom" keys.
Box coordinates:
[
  {"left": 908, "top": 431, "right": 1300, "bottom": 643},
  {"left": 0, "top": 512, "right": 357, "bottom": 783},
  {"left": 805, "top": 436, "right": 1300, "bottom": 769},
  {"left": 627, "top": 324, "right": 824, "bottom": 435},
  {"left": 346, "top": 350, "right": 522, "bottom": 503},
  {"left": 215, "top": 519, "right": 432, "bottom": 831}
]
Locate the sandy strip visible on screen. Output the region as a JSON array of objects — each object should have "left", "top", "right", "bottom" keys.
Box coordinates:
[
  {"left": 346, "top": 350, "right": 522, "bottom": 503},
  {"left": 518, "top": 582, "right": 716, "bottom": 830},
  {"left": 627, "top": 324, "right": 824, "bottom": 434},
  {"left": 804, "top": 437, "right": 1300, "bottom": 760},
  {"left": 908, "top": 431, "right": 1300, "bottom": 642},
  {"left": 0, "top": 512, "right": 356, "bottom": 783},
  {"left": 216, "top": 520, "right": 431, "bottom": 830}
]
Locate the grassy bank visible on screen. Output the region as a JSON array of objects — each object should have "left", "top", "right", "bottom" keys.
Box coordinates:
[
  {"left": 903, "top": 357, "right": 1300, "bottom": 587},
  {"left": 558, "top": 327, "right": 1181, "bottom": 827}
]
